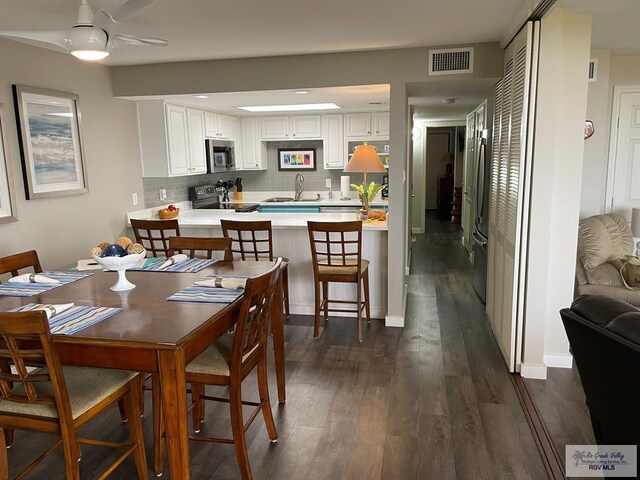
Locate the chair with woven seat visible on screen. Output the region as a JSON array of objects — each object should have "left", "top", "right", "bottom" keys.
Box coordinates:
[
  {"left": 0, "top": 311, "right": 147, "bottom": 479},
  {"left": 130, "top": 218, "right": 180, "bottom": 257},
  {"left": 221, "top": 219, "right": 290, "bottom": 317},
  {"left": 154, "top": 259, "right": 282, "bottom": 479},
  {"left": 307, "top": 220, "right": 371, "bottom": 342},
  {"left": 0, "top": 250, "right": 42, "bottom": 279},
  {"left": 167, "top": 236, "right": 233, "bottom": 261}
]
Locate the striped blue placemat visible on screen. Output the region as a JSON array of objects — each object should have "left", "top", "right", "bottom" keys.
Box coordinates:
[
  {"left": 132, "top": 258, "right": 218, "bottom": 273},
  {"left": 9, "top": 303, "right": 123, "bottom": 335},
  {"left": 167, "top": 286, "right": 243, "bottom": 304},
  {"left": 0, "top": 272, "right": 93, "bottom": 298}
]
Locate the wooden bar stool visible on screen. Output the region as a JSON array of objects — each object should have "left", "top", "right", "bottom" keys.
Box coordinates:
[
  {"left": 220, "top": 219, "right": 290, "bottom": 318},
  {"left": 307, "top": 221, "right": 371, "bottom": 342},
  {"left": 130, "top": 218, "right": 180, "bottom": 257},
  {"left": 0, "top": 311, "right": 148, "bottom": 479},
  {"left": 154, "top": 260, "right": 282, "bottom": 479}
]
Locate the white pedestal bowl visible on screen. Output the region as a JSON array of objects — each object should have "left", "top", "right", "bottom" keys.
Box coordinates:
[{"left": 92, "top": 251, "right": 146, "bottom": 291}]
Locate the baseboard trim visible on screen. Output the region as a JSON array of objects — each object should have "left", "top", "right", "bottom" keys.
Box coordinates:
[
  {"left": 511, "top": 374, "right": 566, "bottom": 480},
  {"left": 520, "top": 363, "right": 548, "bottom": 379},
  {"left": 544, "top": 354, "right": 573, "bottom": 369}
]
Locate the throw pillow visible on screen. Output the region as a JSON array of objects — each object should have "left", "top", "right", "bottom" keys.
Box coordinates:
[
  {"left": 585, "top": 262, "right": 625, "bottom": 286},
  {"left": 619, "top": 256, "right": 640, "bottom": 289}
]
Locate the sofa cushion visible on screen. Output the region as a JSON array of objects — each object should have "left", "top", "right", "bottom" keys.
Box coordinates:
[
  {"left": 584, "top": 262, "right": 624, "bottom": 286},
  {"left": 608, "top": 312, "right": 640, "bottom": 344}
]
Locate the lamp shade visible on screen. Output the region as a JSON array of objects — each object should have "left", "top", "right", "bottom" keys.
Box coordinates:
[
  {"left": 344, "top": 144, "right": 386, "bottom": 173},
  {"left": 632, "top": 208, "right": 640, "bottom": 237}
]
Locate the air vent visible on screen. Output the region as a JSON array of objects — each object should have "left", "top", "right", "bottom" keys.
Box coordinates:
[
  {"left": 429, "top": 48, "right": 474, "bottom": 75},
  {"left": 588, "top": 59, "right": 598, "bottom": 82}
]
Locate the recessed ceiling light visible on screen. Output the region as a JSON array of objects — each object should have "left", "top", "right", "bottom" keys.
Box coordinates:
[
  {"left": 294, "top": 90, "right": 310, "bottom": 95},
  {"left": 193, "top": 95, "right": 209, "bottom": 99},
  {"left": 237, "top": 103, "right": 340, "bottom": 113}
]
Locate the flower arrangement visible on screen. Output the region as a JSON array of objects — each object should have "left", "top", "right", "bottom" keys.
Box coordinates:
[{"left": 351, "top": 181, "right": 386, "bottom": 213}]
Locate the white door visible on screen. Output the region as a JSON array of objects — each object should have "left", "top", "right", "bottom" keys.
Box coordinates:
[
  {"left": 216, "top": 114, "right": 230, "bottom": 139},
  {"left": 372, "top": 112, "right": 389, "bottom": 137},
  {"left": 165, "top": 104, "right": 189, "bottom": 176},
  {"left": 345, "top": 113, "right": 371, "bottom": 137},
  {"left": 323, "top": 114, "right": 345, "bottom": 168},
  {"left": 261, "top": 116, "right": 289, "bottom": 139},
  {"left": 186, "top": 108, "right": 206, "bottom": 174},
  {"left": 462, "top": 111, "right": 476, "bottom": 255},
  {"left": 291, "top": 115, "right": 322, "bottom": 139},
  {"left": 609, "top": 90, "right": 640, "bottom": 217},
  {"left": 204, "top": 111, "right": 218, "bottom": 138}
]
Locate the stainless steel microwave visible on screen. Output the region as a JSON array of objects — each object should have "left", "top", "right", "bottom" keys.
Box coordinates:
[{"left": 206, "top": 139, "right": 235, "bottom": 173}]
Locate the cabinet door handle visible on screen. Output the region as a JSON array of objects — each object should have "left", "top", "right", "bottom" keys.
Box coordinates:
[
  {"left": 292, "top": 133, "right": 296, "bottom": 136},
  {"left": 367, "top": 131, "right": 371, "bottom": 134}
]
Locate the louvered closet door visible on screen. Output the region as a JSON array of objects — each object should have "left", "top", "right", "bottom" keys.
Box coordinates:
[{"left": 486, "top": 21, "right": 540, "bottom": 371}]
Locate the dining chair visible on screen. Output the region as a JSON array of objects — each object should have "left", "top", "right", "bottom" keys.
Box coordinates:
[
  {"left": 154, "top": 259, "right": 282, "bottom": 479},
  {"left": 307, "top": 221, "right": 371, "bottom": 342},
  {"left": 220, "top": 219, "right": 290, "bottom": 318},
  {"left": 0, "top": 250, "right": 42, "bottom": 279},
  {"left": 130, "top": 218, "right": 180, "bottom": 257},
  {"left": 167, "top": 236, "right": 233, "bottom": 261},
  {"left": 0, "top": 311, "right": 147, "bottom": 479}
]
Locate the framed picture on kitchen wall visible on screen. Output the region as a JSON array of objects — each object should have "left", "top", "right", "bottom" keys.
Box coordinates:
[
  {"left": 277, "top": 148, "right": 317, "bottom": 171},
  {"left": 0, "top": 104, "right": 18, "bottom": 225},
  {"left": 12, "top": 85, "right": 89, "bottom": 200}
]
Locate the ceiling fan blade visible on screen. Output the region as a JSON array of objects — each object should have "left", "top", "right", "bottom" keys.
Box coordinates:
[
  {"left": 0, "top": 30, "right": 69, "bottom": 49},
  {"left": 100, "top": 0, "right": 153, "bottom": 24},
  {"left": 113, "top": 33, "right": 167, "bottom": 46}
]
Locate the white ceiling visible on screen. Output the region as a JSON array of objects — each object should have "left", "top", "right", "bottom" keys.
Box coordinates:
[
  {"left": 0, "top": 0, "right": 526, "bottom": 66},
  {"left": 557, "top": 0, "right": 640, "bottom": 55},
  {"left": 124, "top": 85, "right": 391, "bottom": 116},
  {"left": 408, "top": 79, "right": 497, "bottom": 121}
]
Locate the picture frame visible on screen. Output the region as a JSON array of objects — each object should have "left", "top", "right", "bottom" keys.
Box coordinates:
[
  {"left": 277, "top": 148, "right": 316, "bottom": 171},
  {"left": 0, "top": 104, "right": 18, "bottom": 225},
  {"left": 12, "top": 85, "right": 89, "bottom": 200}
]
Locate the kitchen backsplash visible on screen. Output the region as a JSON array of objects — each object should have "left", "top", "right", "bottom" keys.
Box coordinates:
[{"left": 143, "top": 140, "right": 385, "bottom": 207}]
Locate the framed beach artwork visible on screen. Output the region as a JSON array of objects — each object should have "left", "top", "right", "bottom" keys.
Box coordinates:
[
  {"left": 0, "top": 104, "right": 18, "bottom": 224},
  {"left": 12, "top": 85, "right": 88, "bottom": 199},
  {"left": 277, "top": 148, "right": 316, "bottom": 171}
]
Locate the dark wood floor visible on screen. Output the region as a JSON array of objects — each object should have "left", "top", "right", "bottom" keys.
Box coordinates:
[{"left": 6, "top": 213, "right": 548, "bottom": 479}]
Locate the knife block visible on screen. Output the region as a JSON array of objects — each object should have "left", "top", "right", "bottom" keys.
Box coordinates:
[{"left": 233, "top": 191, "right": 243, "bottom": 200}]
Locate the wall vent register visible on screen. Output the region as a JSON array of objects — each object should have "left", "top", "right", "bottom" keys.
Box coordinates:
[{"left": 428, "top": 48, "right": 474, "bottom": 75}]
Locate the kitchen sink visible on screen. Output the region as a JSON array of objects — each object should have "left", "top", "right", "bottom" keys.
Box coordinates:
[{"left": 263, "top": 197, "right": 295, "bottom": 202}]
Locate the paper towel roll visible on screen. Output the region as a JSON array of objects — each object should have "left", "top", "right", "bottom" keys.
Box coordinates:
[{"left": 341, "top": 175, "right": 350, "bottom": 199}]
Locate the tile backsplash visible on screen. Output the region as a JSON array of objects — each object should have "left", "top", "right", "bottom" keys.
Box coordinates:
[{"left": 143, "top": 140, "right": 385, "bottom": 207}]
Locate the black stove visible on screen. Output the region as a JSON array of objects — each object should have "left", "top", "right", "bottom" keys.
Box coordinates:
[{"left": 189, "top": 185, "right": 259, "bottom": 213}]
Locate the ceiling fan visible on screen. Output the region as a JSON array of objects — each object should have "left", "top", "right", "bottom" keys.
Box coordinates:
[{"left": 0, "top": 0, "right": 167, "bottom": 61}]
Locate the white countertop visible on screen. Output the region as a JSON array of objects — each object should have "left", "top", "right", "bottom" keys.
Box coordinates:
[{"left": 126, "top": 202, "right": 388, "bottom": 231}]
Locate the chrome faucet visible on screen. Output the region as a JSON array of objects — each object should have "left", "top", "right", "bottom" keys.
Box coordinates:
[{"left": 295, "top": 173, "right": 304, "bottom": 201}]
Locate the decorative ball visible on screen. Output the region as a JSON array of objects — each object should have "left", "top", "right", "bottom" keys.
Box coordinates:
[
  {"left": 91, "top": 246, "right": 102, "bottom": 256},
  {"left": 127, "top": 243, "right": 145, "bottom": 255},
  {"left": 97, "top": 242, "right": 110, "bottom": 250},
  {"left": 100, "top": 244, "right": 127, "bottom": 257},
  {"left": 116, "top": 236, "right": 133, "bottom": 249}
]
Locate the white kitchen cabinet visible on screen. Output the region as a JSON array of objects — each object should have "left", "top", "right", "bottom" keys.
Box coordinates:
[
  {"left": 241, "top": 117, "right": 267, "bottom": 170},
  {"left": 261, "top": 115, "right": 322, "bottom": 140},
  {"left": 204, "top": 111, "right": 230, "bottom": 139},
  {"left": 137, "top": 101, "right": 208, "bottom": 177},
  {"left": 345, "top": 112, "right": 389, "bottom": 138},
  {"left": 186, "top": 108, "right": 207, "bottom": 174},
  {"left": 229, "top": 116, "right": 244, "bottom": 170},
  {"left": 323, "top": 114, "right": 346, "bottom": 169}
]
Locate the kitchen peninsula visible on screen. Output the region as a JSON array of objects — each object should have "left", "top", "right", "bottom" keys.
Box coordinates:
[{"left": 126, "top": 197, "right": 389, "bottom": 319}]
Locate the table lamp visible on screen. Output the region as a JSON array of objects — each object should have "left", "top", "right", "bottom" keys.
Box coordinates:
[
  {"left": 631, "top": 208, "right": 640, "bottom": 256},
  {"left": 344, "top": 143, "right": 387, "bottom": 215}
]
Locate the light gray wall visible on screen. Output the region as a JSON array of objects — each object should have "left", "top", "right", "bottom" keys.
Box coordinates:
[{"left": 0, "top": 38, "right": 143, "bottom": 270}]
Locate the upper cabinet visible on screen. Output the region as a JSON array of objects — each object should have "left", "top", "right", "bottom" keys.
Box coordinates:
[
  {"left": 345, "top": 112, "right": 389, "bottom": 138},
  {"left": 138, "top": 101, "right": 207, "bottom": 177},
  {"left": 241, "top": 118, "right": 267, "bottom": 170},
  {"left": 261, "top": 115, "right": 322, "bottom": 140},
  {"left": 204, "top": 111, "right": 231, "bottom": 139},
  {"left": 323, "top": 114, "right": 345, "bottom": 169}
]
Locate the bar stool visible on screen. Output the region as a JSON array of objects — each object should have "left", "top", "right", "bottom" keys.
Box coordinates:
[
  {"left": 307, "top": 221, "right": 371, "bottom": 342},
  {"left": 130, "top": 218, "right": 180, "bottom": 257},
  {"left": 220, "top": 219, "right": 290, "bottom": 318}
]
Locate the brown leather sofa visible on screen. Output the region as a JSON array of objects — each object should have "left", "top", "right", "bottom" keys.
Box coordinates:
[
  {"left": 560, "top": 295, "right": 640, "bottom": 445},
  {"left": 575, "top": 213, "right": 640, "bottom": 306}
]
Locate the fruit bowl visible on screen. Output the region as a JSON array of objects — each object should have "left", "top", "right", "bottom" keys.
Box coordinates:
[
  {"left": 158, "top": 206, "right": 179, "bottom": 219},
  {"left": 92, "top": 251, "right": 146, "bottom": 291}
]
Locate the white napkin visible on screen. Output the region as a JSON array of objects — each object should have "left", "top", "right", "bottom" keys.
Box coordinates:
[
  {"left": 158, "top": 254, "right": 189, "bottom": 270},
  {"left": 30, "top": 303, "right": 75, "bottom": 320},
  {"left": 7, "top": 273, "right": 61, "bottom": 284},
  {"left": 194, "top": 277, "right": 247, "bottom": 290},
  {"left": 76, "top": 259, "right": 104, "bottom": 271}
]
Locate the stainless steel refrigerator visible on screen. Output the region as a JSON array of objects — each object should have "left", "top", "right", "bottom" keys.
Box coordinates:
[{"left": 473, "top": 136, "right": 489, "bottom": 302}]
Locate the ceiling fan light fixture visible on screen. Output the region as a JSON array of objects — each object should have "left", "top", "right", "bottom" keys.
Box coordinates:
[
  {"left": 71, "top": 49, "right": 110, "bottom": 60},
  {"left": 67, "top": 26, "right": 110, "bottom": 61}
]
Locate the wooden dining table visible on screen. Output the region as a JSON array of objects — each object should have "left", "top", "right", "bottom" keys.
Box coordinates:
[{"left": 0, "top": 260, "right": 286, "bottom": 479}]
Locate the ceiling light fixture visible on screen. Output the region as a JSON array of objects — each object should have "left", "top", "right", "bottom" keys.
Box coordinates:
[
  {"left": 193, "top": 95, "right": 210, "bottom": 99},
  {"left": 442, "top": 98, "right": 457, "bottom": 104},
  {"left": 237, "top": 103, "right": 340, "bottom": 113},
  {"left": 294, "top": 90, "right": 310, "bottom": 95}
]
